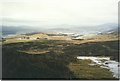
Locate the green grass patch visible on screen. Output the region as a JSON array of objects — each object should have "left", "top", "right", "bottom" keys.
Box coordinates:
[{"left": 68, "top": 59, "right": 115, "bottom": 79}]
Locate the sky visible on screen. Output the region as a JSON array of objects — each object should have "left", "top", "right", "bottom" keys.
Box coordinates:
[{"left": 1, "top": 0, "right": 119, "bottom": 28}]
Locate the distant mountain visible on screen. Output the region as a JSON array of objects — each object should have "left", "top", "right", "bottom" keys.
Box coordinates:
[
  {"left": 2, "top": 26, "right": 45, "bottom": 37},
  {"left": 102, "top": 27, "right": 119, "bottom": 34},
  {"left": 2, "top": 23, "right": 118, "bottom": 37},
  {"left": 49, "top": 23, "right": 118, "bottom": 35},
  {"left": 2, "top": 26, "right": 26, "bottom": 35}
]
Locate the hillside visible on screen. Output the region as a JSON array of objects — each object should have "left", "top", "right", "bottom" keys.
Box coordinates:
[{"left": 2, "top": 39, "right": 119, "bottom": 79}]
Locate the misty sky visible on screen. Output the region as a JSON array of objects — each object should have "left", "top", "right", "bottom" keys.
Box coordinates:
[{"left": 1, "top": 0, "right": 119, "bottom": 28}]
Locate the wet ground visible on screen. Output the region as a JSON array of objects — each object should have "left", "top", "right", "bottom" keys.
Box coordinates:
[{"left": 77, "top": 56, "right": 119, "bottom": 78}]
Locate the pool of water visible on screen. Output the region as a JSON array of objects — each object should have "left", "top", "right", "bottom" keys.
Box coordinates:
[{"left": 77, "top": 56, "right": 119, "bottom": 78}]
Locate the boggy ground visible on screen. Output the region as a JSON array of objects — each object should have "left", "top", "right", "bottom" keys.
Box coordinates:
[{"left": 2, "top": 40, "right": 119, "bottom": 80}]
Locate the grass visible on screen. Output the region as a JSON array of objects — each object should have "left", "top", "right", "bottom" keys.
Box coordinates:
[
  {"left": 2, "top": 39, "right": 119, "bottom": 79},
  {"left": 64, "top": 40, "right": 119, "bottom": 61},
  {"left": 19, "top": 50, "right": 50, "bottom": 54},
  {"left": 68, "top": 59, "right": 115, "bottom": 79},
  {"left": 2, "top": 38, "right": 33, "bottom": 44}
]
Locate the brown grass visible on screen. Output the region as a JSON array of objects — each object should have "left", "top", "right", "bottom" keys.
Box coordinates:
[{"left": 19, "top": 50, "right": 50, "bottom": 54}]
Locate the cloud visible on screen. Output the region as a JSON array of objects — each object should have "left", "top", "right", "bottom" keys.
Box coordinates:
[{"left": 1, "top": 0, "right": 119, "bottom": 27}]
